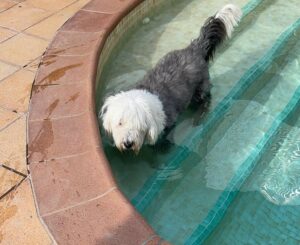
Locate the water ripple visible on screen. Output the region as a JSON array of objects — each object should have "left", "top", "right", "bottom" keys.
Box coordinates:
[{"left": 259, "top": 129, "right": 300, "bottom": 205}]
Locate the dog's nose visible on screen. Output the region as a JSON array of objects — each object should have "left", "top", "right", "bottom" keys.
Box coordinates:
[{"left": 124, "top": 141, "right": 134, "bottom": 149}]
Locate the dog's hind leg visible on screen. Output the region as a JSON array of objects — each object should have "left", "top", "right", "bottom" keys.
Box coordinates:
[
  {"left": 189, "top": 78, "right": 212, "bottom": 126},
  {"left": 190, "top": 78, "right": 212, "bottom": 110},
  {"left": 191, "top": 87, "right": 211, "bottom": 108}
]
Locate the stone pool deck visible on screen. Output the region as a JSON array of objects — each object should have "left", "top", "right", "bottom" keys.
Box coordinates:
[{"left": 0, "top": 0, "right": 165, "bottom": 244}]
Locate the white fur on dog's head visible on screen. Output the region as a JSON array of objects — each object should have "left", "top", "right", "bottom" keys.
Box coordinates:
[{"left": 100, "top": 89, "right": 166, "bottom": 153}]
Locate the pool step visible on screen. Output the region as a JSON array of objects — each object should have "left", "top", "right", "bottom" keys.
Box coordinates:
[
  {"left": 185, "top": 36, "right": 300, "bottom": 244},
  {"left": 205, "top": 190, "right": 300, "bottom": 245},
  {"left": 186, "top": 88, "right": 300, "bottom": 244},
  {"left": 141, "top": 84, "right": 300, "bottom": 244},
  {"left": 204, "top": 120, "right": 300, "bottom": 244}
]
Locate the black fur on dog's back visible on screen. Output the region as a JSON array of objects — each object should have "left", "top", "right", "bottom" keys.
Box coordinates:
[{"left": 191, "top": 17, "right": 227, "bottom": 61}]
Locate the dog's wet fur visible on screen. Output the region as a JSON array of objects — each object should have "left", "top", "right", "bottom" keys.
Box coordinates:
[{"left": 101, "top": 4, "right": 242, "bottom": 152}]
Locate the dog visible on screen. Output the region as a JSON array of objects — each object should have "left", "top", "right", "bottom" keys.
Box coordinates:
[{"left": 100, "top": 4, "right": 242, "bottom": 153}]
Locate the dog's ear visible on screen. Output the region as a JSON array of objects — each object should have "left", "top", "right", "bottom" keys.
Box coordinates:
[
  {"left": 146, "top": 124, "right": 159, "bottom": 145},
  {"left": 100, "top": 103, "right": 112, "bottom": 134},
  {"left": 146, "top": 114, "right": 165, "bottom": 145},
  {"left": 145, "top": 102, "right": 166, "bottom": 145},
  {"left": 100, "top": 104, "right": 107, "bottom": 118}
]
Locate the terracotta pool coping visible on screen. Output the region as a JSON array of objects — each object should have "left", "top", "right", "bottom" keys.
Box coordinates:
[{"left": 27, "top": 0, "right": 168, "bottom": 244}]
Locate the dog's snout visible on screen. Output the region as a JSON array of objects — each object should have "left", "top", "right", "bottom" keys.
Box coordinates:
[{"left": 124, "top": 141, "right": 134, "bottom": 149}]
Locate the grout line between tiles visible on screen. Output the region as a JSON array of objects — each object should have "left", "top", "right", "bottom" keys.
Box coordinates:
[
  {"left": 0, "top": 58, "right": 22, "bottom": 68},
  {"left": 0, "top": 175, "right": 27, "bottom": 201},
  {"left": 28, "top": 174, "right": 58, "bottom": 245},
  {"left": 0, "top": 27, "right": 49, "bottom": 45},
  {"left": 9, "top": 1, "right": 57, "bottom": 12},
  {"left": 0, "top": 163, "right": 27, "bottom": 177},
  {"left": 0, "top": 25, "right": 18, "bottom": 32},
  {"left": 28, "top": 147, "right": 101, "bottom": 165},
  {"left": 0, "top": 0, "right": 87, "bottom": 43},
  {"left": 0, "top": 28, "right": 18, "bottom": 44},
  {"left": 0, "top": 2, "right": 18, "bottom": 14},
  {"left": 81, "top": 8, "right": 121, "bottom": 14},
  {"left": 0, "top": 113, "right": 24, "bottom": 132},
  {"left": 142, "top": 235, "right": 160, "bottom": 245},
  {"left": 20, "top": 0, "right": 79, "bottom": 33},
  {"left": 0, "top": 24, "right": 19, "bottom": 32},
  {"left": 23, "top": 31, "right": 50, "bottom": 41},
  {"left": 0, "top": 34, "right": 18, "bottom": 44},
  {"left": 41, "top": 186, "right": 117, "bottom": 217},
  {"left": 59, "top": 29, "right": 106, "bottom": 34},
  {"left": 29, "top": 110, "right": 89, "bottom": 122},
  {"left": 45, "top": 52, "right": 95, "bottom": 57},
  {"left": 0, "top": 104, "right": 28, "bottom": 115},
  {"left": 0, "top": 69, "right": 22, "bottom": 84},
  {"left": 22, "top": 0, "right": 78, "bottom": 12}
]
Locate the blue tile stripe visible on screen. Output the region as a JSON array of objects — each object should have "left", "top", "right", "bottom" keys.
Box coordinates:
[
  {"left": 242, "top": 0, "right": 264, "bottom": 16},
  {"left": 185, "top": 86, "right": 300, "bottom": 245},
  {"left": 132, "top": 5, "right": 299, "bottom": 212}
]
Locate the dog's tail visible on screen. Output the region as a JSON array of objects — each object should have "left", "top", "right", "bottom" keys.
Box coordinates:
[{"left": 195, "top": 4, "right": 242, "bottom": 61}]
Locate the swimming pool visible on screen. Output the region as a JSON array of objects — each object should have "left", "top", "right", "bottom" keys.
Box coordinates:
[{"left": 97, "top": 0, "right": 300, "bottom": 244}]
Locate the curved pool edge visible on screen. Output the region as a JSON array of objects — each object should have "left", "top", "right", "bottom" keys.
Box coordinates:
[{"left": 26, "top": 0, "right": 169, "bottom": 244}]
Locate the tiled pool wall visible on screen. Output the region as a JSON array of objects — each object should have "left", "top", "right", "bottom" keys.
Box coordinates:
[{"left": 27, "top": 0, "right": 171, "bottom": 244}]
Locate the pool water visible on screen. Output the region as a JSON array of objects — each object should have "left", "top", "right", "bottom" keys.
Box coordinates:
[{"left": 97, "top": 0, "right": 300, "bottom": 244}]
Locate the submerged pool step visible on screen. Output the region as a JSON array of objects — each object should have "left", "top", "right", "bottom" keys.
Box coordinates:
[
  {"left": 205, "top": 190, "right": 300, "bottom": 244},
  {"left": 132, "top": 18, "right": 300, "bottom": 213},
  {"left": 202, "top": 46, "right": 300, "bottom": 243},
  {"left": 185, "top": 86, "right": 300, "bottom": 245},
  {"left": 185, "top": 33, "right": 300, "bottom": 244},
  {"left": 204, "top": 118, "right": 300, "bottom": 244}
]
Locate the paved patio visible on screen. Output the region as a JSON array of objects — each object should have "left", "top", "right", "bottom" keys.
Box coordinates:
[{"left": 0, "top": 0, "right": 90, "bottom": 243}]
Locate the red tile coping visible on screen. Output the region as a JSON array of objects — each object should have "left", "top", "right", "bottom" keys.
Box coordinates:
[{"left": 27, "top": 0, "right": 170, "bottom": 244}]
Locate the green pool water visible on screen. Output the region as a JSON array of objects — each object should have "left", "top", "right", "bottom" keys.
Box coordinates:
[{"left": 97, "top": 0, "right": 300, "bottom": 244}]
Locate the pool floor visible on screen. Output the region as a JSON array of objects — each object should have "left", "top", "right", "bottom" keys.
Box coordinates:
[{"left": 97, "top": 0, "right": 300, "bottom": 244}]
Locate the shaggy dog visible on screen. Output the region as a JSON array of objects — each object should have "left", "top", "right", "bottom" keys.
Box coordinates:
[{"left": 100, "top": 4, "right": 242, "bottom": 153}]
